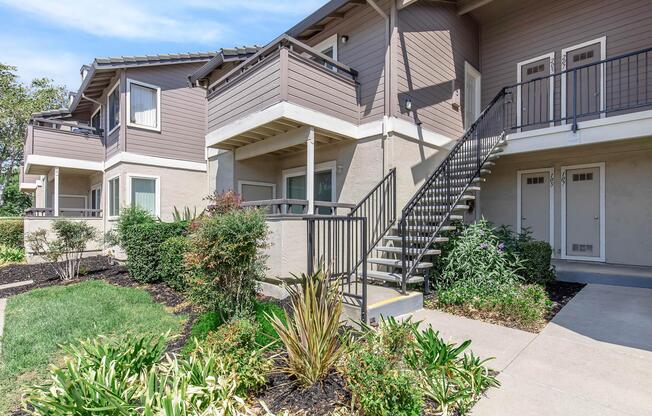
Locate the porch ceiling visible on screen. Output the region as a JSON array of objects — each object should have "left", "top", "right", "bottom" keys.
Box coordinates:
[
  {"left": 217, "top": 117, "right": 352, "bottom": 156},
  {"left": 74, "top": 69, "right": 117, "bottom": 115}
]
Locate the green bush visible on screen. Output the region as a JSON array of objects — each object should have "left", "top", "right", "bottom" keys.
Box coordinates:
[
  {"left": 0, "top": 244, "right": 24, "bottom": 264},
  {"left": 254, "top": 300, "right": 286, "bottom": 347},
  {"left": 117, "top": 207, "right": 187, "bottom": 283},
  {"left": 0, "top": 219, "right": 23, "bottom": 249},
  {"left": 186, "top": 208, "right": 267, "bottom": 318},
  {"left": 518, "top": 240, "right": 555, "bottom": 285},
  {"left": 158, "top": 236, "right": 191, "bottom": 290}
]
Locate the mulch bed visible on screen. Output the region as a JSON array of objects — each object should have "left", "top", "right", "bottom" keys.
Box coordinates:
[
  {"left": 424, "top": 280, "right": 586, "bottom": 333},
  {"left": 0, "top": 256, "right": 113, "bottom": 286}
]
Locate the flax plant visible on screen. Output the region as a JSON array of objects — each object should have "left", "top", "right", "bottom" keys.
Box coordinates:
[{"left": 267, "top": 269, "right": 345, "bottom": 386}]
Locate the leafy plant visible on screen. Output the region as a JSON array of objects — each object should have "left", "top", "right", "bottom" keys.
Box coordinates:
[
  {"left": 494, "top": 225, "right": 555, "bottom": 284},
  {"left": 0, "top": 217, "right": 23, "bottom": 249},
  {"left": 186, "top": 208, "right": 267, "bottom": 318},
  {"left": 205, "top": 190, "right": 244, "bottom": 216},
  {"left": 253, "top": 300, "right": 286, "bottom": 347},
  {"left": 0, "top": 243, "right": 24, "bottom": 264},
  {"left": 268, "top": 269, "right": 345, "bottom": 386},
  {"left": 159, "top": 236, "right": 191, "bottom": 291},
  {"left": 172, "top": 206, "right": 203, "bottom": 222},
  {"left": 25, "top": 219, "right": 97, "bottom": 280}
]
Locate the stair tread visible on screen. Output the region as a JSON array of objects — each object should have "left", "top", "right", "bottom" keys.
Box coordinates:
[
  {"left": 384, "top": 235, "right": 449, "bottom": 243},
  {"left": 368, "top": 257, "right": 433, "bottom": 269},
  {"left": 367, "top": 270, "right": 424, "bottom": 284},
  {"left": 414, "top": 204, "right": 469, "bottom": 211},
  {"left": 375, "top": 246, "right": 441, "bottom": 255}
]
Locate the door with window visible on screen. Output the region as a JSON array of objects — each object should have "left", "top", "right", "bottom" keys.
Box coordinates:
[
  {"left": 564, "top": 42, "right": 602, "bottom": 123},
  {"left": 563, "top": 164, "right": 604, "bottom": 261},
  {"left": 285, "top": 170, "right": 333, "bottom": 214},
  {"left": 90, "top": 187, "right": 101, "bottom": 217},
  {"left": 519, "top": 57, "right": 553, "bottom": 130}
]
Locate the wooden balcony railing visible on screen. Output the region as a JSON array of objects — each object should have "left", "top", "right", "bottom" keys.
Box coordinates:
[
  {"left": 25, "top": 208, "right": 103, "bottom": 218},
  {"left": 25, "top": 122, "right": 105, "bottom": 163},
  {"left": 241, "top": 199, "right": 356, "bottom": 216}
]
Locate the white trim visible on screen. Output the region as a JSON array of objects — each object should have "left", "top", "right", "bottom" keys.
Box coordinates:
[
  {"left": 237, "top": 180, "right": 277, "bottom": 199},
  {"left": 560, "top": 162, "right": 606, "bottom": 262},
  {"left": 106, "top": 174, "right": 120, "bottom": 220},
  {"left": 313, "top": 33, "right": 338, "bottom": 72},
  {"left": 204, "top": 102, "right": 457, "bottom": 150},
  {"left": 464, "top": 61, "right": 481, "bottom": 129},
  {"left": 126, "top": 174, "right": 161, "bottom": 218},
  {"left": 126, "top": 78, "right": 162, "bottom": 132},
  {"left": 19, "top": 183, "right": 38, "bottom": 191},
  {"left": 516, "top": 52, "right": 555, "bottom": 131},
  {"left": 104, "top": 152, "right": 207, "bottom": 172},
  {"left": 24, "top": 154, "right": 103, "bottom": 174},
  {"left": 59, "top": 194, "right": 88, "bottom": 209},
  {"left": 282, "top": 160, "right": 337, "bottom": 202},
  {"left": 90, "top": 183, "right": 102, "bottom": 211},
  {"left": 516, "top": 168, "right": 555, "bottom": 252},
  {"left": 106, "top": 80, "right": 121, "bottom": 136},
  {"left": 560, "top": 36, "right": 607, "bottom": 123}
]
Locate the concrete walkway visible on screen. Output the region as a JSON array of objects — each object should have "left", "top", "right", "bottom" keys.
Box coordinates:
[{"left": 408, "top": 284, "right": 652, "bottom": 416}]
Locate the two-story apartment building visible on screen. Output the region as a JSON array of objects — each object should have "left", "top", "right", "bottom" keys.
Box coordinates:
[{"left": 20, "top": 0, "right": 652, "bottom": 300}]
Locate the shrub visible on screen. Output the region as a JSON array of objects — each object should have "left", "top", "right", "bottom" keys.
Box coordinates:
[
  {"left": 186, "top": 208, "right": 267, "bottom": 318},
  {"left": 0, "top": 218, "right": 23, "bottom": 249},
  {"left": 269, "top": 270, "right": 346, "bottom": 387},
  {"left": 205, "top": 190, "right": 243, "bottom": 216},
  {"left": 158, "top": 236, "right": 191, "bottom": 290},
  {"left": 25, "top": 220, "right": 97, "bottom": 280},
  {"left": 0, "top": 244, "right": 24, "bottom": 264},
  {"left": 518, "top": 240, "right": 555, "bottom": 285},
  {"left": 118, "top": 208, "right": 187, "bottom": 283},
  {"left": 254, "top": 300, "right": 286, "bottom": 347},
  {"left": 172, "top": 205, "right": 204, "bottom": 222}
]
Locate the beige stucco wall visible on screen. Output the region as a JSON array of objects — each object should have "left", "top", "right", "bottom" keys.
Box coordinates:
[
  {"left": 481, "top": 137, "right": 652, "bottom": 267},
  {"left": 24, "top": 217, "right": 104, "bottom": 262},
  {"left": 263, "top": 218, "right": 309, "bottom": 279}
]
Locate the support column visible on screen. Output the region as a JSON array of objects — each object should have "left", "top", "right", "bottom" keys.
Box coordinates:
[
  {"left": 306, "top": 127, "right": 315, "bottom": 215},
  {"left": 53, "top": 167, "right": 60, "bottom": 217}
]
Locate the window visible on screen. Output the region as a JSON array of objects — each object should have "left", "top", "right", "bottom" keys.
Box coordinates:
[
  {"left": 127, "top": 79, "right": 160, "bottom": 130},
  {"left": 283, "top": 162, "right": 336, "bottom": 214},
  {"left": 129, "top": 175, "right": 159, "bottom": 217},
  {"left": 91, "top": 108, "right": 101, "bottom": 134},
  {"left": 313, "top": 34, "right": 338, "bottom": 72},
  {"left": 108, "top": 176, "right": 120, "bottom": 218},
  {"left": 90, "top": 186, "right": 101, "bottom": 217},
  {"left": 107, "top": 83, "right": 120, "bottom": 133}
]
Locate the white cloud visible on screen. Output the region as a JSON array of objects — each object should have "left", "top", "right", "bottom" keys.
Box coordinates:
[
  {"left": 188, "top": 0, "right": 326, "bottom": 16},
  {"left": 0, "top": 37, "right": 84, "bottom": 90},
  {"left": 0, "top": 0, "right": 225, "bottom": 43}
]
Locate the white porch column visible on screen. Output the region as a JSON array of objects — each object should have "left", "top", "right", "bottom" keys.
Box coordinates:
[
  {"left": 53, "top": 167, "right": 60, "bottom": 217},
  {"left": 306, "top": 127, "right": 315, "bottom": 215}
]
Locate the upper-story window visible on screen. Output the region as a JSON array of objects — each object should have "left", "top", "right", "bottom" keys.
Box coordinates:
[
  {"left": 90, "top": 107, "right": 101, "bottom": 134},
  {"left": 313, "top": 34, "right": 338, "bottom": 72},
  {"left": 107, "top": 82, "right": 120, "bottom": 134},
  {"left": 127, "top": 79, "right": 161, "bottom": 131}
]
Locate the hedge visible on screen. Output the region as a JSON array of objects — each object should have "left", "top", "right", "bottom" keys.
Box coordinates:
[
  {"left": 0, "top": 218, "right": 24, "bottom": 249},
  {"left": 519, "top": 240, "right": 555, "bottom": 285},
  {"left": 158, "top": 236, "right": 191, "bottom": 290}
]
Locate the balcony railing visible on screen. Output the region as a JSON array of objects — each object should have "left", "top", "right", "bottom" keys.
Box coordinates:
[
  {"left": 241, "top": 199, "right": 356, "bottom": 216},
  {"left": 503, "top": 46, "right": 652, "bottom": 133},
  {"left": 206, "top": 34, "right": 360, "bottom": 133},
  {"left": 25, "top": 208, "right": 103, "bottom": 218},
  {"left": 25, "top": 121, "right": 105, "bottom": 163}
]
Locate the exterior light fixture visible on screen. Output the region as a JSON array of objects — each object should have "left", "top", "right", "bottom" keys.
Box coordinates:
[
  {"left": 341, "top": 35, "right": 349, "bottom": 44},
  {"left": 405, "top": 98, "right": 413, "bottom": 111}
]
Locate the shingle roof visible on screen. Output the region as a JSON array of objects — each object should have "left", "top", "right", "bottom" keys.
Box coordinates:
[
  {"left": 188, "top": 46, "right": 262, "bottom": 84},
  {"left": 93, "top": 51, "right": 216, "bottom": 67}
]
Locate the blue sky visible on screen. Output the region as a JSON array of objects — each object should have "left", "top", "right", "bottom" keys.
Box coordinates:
[{"left": 0, "top": 0, "right": 327, "bottom": 91}]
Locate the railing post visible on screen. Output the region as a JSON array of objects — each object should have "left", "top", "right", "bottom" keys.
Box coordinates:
[
  {"left": 572, "top": 69, "right": 578, "bottom": 132},
  {"left": 400, "top": 219, "right": 407, "bottom": 295},
  {"left": 361, "top": 218, "right": 368, "bottom": 323},
  {"left": 306, "top": 219, "right": 314, "bottom": 275}
]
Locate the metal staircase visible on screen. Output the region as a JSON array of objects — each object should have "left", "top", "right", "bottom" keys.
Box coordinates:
[{"left": 364, "top": 89, "right": 509, "bottom": 294}]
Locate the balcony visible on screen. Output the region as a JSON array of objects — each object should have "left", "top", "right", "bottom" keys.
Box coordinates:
[
  {"left": 24, "top": 118, "right": 105, "bottom": 175},
  {"left": 206, "top": 35, "right": 360, "bottom": 150}
]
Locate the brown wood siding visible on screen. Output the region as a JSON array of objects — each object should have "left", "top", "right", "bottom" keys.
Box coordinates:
[
  {"left": 305, "top": 0, "right": 389, "bottom": 123},
  {"left": 395, "top": 2, "right": 479, "bottom": 139},
  {"left": 31, "top": 126, "right": 104, "bottom": 161},
  {"left": 480, "top": 0, "right": 652, "bottom": 108},
  {"left": 207, "top": 56, "right": 282, "bottom": 133},
  {"left": 286, "top": 52, "right": 359, "bottom": 123},
  {"left": 125, "top": 63, "right": 206, "bottom": 163}
]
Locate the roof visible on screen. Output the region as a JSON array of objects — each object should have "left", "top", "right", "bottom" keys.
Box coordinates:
[
  {"left": 67, "top": 51, "right": 217, "bottom": 115},
  {"left": 188, "top": 46, "right": 262, "bottom": 85},
  {"left": 30, "top": 108, "right": 71, "bottom": 119}
]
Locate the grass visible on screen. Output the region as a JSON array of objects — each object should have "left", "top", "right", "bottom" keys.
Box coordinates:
[{"left": 0, "top": 280, "right": 184, "bottom": 414}]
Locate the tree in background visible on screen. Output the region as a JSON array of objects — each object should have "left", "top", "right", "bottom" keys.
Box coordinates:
[{"left": 0, "top": 63, "right": 67, "bottom": 214}]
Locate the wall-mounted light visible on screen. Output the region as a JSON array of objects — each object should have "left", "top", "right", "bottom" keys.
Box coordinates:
[
  {"left": 405, "top": 97, "right": 413, "bottom": 111},
  {"left": 340, "top": 35, "right": 349, "bottom": 44}
]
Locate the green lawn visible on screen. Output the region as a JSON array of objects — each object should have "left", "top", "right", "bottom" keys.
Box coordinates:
[{"left": 0, "top": 280, "right": 184, "bottom": 414}]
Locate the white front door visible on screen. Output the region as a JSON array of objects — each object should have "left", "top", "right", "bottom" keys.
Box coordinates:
[
  {"left": 562, "top": 163, "right": 605, "bottom": 261},
  {"left": 518, "top": 169, "right": 554, "bottom": 246}
]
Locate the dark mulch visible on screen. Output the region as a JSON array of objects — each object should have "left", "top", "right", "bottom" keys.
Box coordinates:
[
  {"left": 254, "top": 364, "right": 351, "bottom": 415},
  {"left": 0, "top": 256, "right": 112, "bottom": 286},
  {"left": 545, "top": 280, "right": 586, "bottom": 321}
]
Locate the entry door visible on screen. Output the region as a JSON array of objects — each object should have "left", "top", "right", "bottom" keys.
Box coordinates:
[
  {"left": 563, "top": 164, "right": 604, "bottom": 261},
  {"left": 90, "top": 187, "right": 101, "bottom": 217},
  {"left": 519, "top": 57, "right": 553, "bottom": 130},
  {"left": 564, "top": 42, "right": 602, "bottom": 122},
  {"left": 519, "top": 169, "right": 553, "bottom": 244}
]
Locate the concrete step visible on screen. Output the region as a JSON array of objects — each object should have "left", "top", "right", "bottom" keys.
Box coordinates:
[
  {"left": 341, "top": 284, "right": 423, "bottom": 324},
  {"left": 392, "top": 224, "right": 456, "bottom": 233},
  {"left": 374, "top": 246, "right": 441, "bottom": 256},
  {"left": 367, "top": 270, "right": 424, "bottom": 284},
  {"left": 368, "top": 257, "right": 433, "bottom": 269},
  {"left": 384, "top": 235, "right": 449, "bottom": 244},
  {"left": 414, "top": 204, "right": 469, "bottom": 212},
  {"left": 430, "top": 185, "right": 481, "bottom": 195}
]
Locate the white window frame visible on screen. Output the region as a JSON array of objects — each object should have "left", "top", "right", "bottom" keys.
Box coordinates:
[
  {"left": 237, "top": 180, "right": 276, "bottom": 200},
  {"left": 313, "top": 34, "right": 338, "bottom": 72},
  {"left": 90, "top": 106, "right": 102, "bottom": 132},
  {"left": 126, "top": 174, "right": 161, "bottom": 218},
  {"left": 464, "top": 61, "right": 482, "bottom": 129},
  {"left": 282, "top": 160, "right": 336, "bottom": 202},
  {"left": 516, "top": 167, "right": 555, "bottom": 252},
  {"left": 516, "top": 52, "right": 555, "bottom": 131},
  {"left": 560, "top": 162, "right": 606, "bottom": 262},
  {"left": 106, "top": 81, "right": 120, "bottom": 136},
  {"left": 107, "top": 174, "right": 120, "bottom": 220},
  {"left": 126, "top": 78, "right": 162, "bottom": 132},
  {"left": 560, "top": 36, "right": 607, "bottom": 123}
]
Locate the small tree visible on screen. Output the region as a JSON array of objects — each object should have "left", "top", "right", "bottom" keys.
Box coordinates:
[{"left": 26, "top": 220, "right": 97, "bottom": 280}]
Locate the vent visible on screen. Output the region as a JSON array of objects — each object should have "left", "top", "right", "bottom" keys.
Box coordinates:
[
  {"left": 573, "top": 50, "right": 594, "bottom": 63},
  {"left": 572, "top": 172, "right": 593, "bottom": 182},
  {"left": 526, "top": 176, "right": 545, "bottom": 185},
  {"left": 526, "top": 64, "right": 545, "bottom": 76},
  {"left": 572, "top": 243, "right": 594, "bottom": 253}
]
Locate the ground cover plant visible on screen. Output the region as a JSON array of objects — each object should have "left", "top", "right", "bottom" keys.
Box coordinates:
[
  {"left": 0, "top": 243, "right": 24, "bottom": 264},
  {"left": 0, "top": 280, "right": 183, "bottom": 414},
  {"left": 0, "top": 218, "right": 23, "bottom": 249}
]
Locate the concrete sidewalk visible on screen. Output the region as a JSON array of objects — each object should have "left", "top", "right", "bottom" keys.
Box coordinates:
[{"left": 407, "top": 284, "right": 652, "bottom": 416}]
